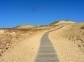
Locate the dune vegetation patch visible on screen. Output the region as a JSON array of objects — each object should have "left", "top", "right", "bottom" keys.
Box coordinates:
[
  {"left": 81, "top": 26, "right": 84, "bottom": 29},
  {"left": 0, "top": 28, "right": 44, "bottom": 57}
]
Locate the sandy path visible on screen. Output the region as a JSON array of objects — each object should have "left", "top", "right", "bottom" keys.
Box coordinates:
[
  {"left": 35, "top": 31, "right": 59, "bottom": 62},
  {"left": 0, "top": 31, "right": 46, "bottom": 62}
]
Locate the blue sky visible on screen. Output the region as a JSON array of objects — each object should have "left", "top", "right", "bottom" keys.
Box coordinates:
[{"left": 0, "top": 0, "right": 84, "bottom": 27}]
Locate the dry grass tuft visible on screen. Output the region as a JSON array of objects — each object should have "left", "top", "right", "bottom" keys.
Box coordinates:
[{"left": 81, "top": 26, "right": 84, "bottom": 29}]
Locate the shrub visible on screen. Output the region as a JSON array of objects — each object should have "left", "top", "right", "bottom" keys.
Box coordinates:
[{"left": 81, "top": 26, "right": 84, "bottom": 29}]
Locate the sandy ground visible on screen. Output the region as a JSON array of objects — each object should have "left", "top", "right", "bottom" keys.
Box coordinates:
[
  {"left": 0, "top": 30, "right": 4, "bottom": 34},
  {"left": 49, "top": 23, "right": 84, "bottom": 62},
  {"left": 0, "top": 21, "right": 84, "bottom": 62},
  {"left": 0, "top": 30, "right": 46, "bottom": 62}
]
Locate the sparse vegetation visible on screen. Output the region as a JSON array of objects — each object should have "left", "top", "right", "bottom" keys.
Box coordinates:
[
  {"left": 0, "top": 21, "right": 84, "bottom": 62},
  {"left": 78, "top": 44, "right": 81, "bottom": 47},
  {"left": 81, "top": 26, "right": 84, "bottom": 29},
  {"left": 0, "top": 29, "right": 39, "bottom": 56},
  {"left": 15, "top": 24, "right": 35, "bottom": 29}
]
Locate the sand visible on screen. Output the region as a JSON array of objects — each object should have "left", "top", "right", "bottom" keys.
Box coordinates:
[
  {"left": 0, "top": 30, "right": 4, "bottom": 34},
  {"left": 49, "top": 23, "right": 84, "bottom": 62},
  {"left": 0, "top": 30, "right": 46, "bottom": 62},
  {"left": 0, "top": 21, "right": 84, "bottom": 62}
]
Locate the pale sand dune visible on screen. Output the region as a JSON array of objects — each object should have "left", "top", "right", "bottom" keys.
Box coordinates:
[
  {"left": 0, "top": 21, "right": 84, "bottom": 62},
  {"left": 0, "top": 30, "right": 46, "bottom": 62},
  {"left": 49, "top": 23, "right": 84, "bottom": 62},
  {"left": 16, "top": 25, "right": 35, "bottom": 29}
]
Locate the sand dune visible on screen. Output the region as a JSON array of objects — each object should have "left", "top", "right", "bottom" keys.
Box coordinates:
[
  {"left": 0, "top": 20, "right": 84, "bottom": 62},
  {"left": 15, "top": 25, "right": 35, "bottom": 29},
  {"left": 49, "top": 22, "right": 84, "bottom": 62}
]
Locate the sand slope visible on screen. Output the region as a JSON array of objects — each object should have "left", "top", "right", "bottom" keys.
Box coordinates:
[
  {"left": 0, "top": 30, "right": 46, "bottom": 62},
  {"left": 49, "top": 23, "right": 84, "bottom": 62},
  {"left": 0, "top": 21, "right": 84, "bottom": 62}
]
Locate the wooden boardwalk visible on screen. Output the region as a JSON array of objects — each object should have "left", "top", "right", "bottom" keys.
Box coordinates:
[{"left": 35, "top": 31, "right": 59, "bottom": 62}]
